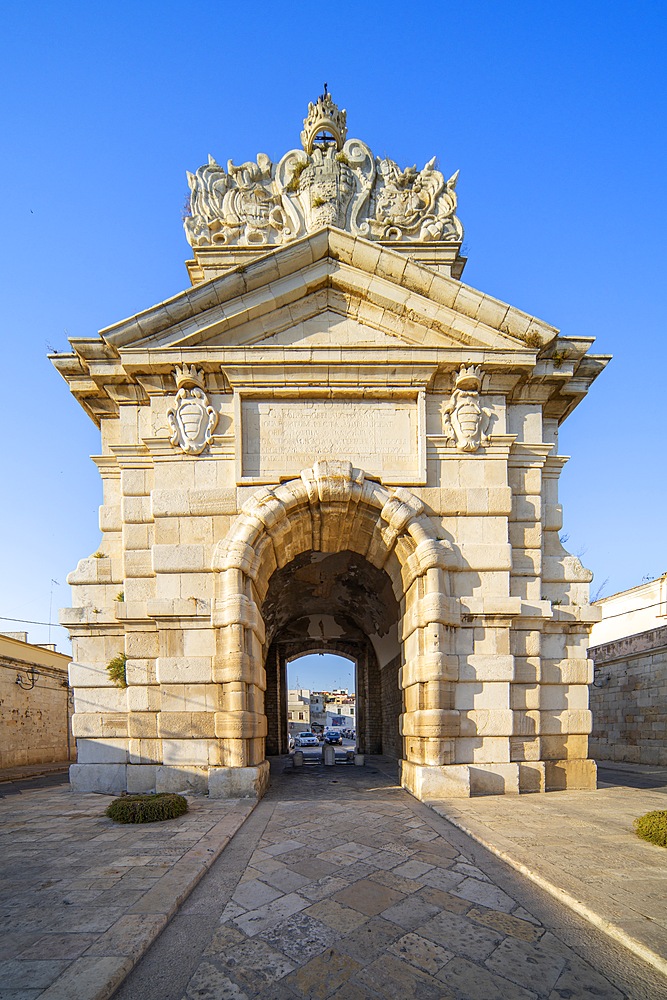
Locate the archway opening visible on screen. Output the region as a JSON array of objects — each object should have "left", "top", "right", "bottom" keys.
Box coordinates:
[
  {"left": 261, "top": 550, "right": 401, "bottom": 758},
  {"left": 287, "top": 652, "right": 356, "bottom": 754}
]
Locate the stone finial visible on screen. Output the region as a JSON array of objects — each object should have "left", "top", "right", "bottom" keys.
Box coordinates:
[{"left": 300, "top": 86, "right": 348, "bottom": 154}]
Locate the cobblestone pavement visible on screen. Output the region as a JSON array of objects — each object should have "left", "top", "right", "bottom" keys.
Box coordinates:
[
  {"left": 115, "top": 759, "right": 666, "bottom": 1000},
  {"left": 0, "top": 775, "right": 253, "bottom": 999}
]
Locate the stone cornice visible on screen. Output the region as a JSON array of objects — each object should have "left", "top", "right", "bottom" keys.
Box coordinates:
[
  {"left": 589, "top": 624, "right": 667, "bottom": 664},
  {"left": 50, "top": 228, "right": 608, "bottom": 428}
]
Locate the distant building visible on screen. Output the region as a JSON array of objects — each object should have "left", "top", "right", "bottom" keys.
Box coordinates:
[
  {"left": 589, "top": 577, "right": 667, "bottom": 765},
  {"left": 287, "top": 688, "right": 356, "bottom": 733},
  {"left": 309, "top": 691, "right": 327, "bottom": 730},
  {"left": 287, "top": 688, "right": 311, "bottom": 733},
  {"left": 324, "top": 689, "right": 355, "bottom": 729},
  {"left": 0, "top": 631, "right": 73, "bottom": 769}
]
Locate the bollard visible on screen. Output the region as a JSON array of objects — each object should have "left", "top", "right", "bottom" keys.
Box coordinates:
[
  {"left": 323, "top": 744, "right": 336, "bottom": 766},
  {"left": 354, "top": 753, "right": 365, "bottom": 766},
  {"left": 293, "top": 750, "right": 304, "bottom": 767}
]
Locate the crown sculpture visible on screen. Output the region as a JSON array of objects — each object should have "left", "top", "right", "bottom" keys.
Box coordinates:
[{"left": 184, "top": 88, "right": 463, "bottom": 249}]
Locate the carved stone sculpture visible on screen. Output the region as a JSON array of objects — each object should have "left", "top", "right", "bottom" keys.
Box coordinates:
[
  {"left": 167, "top": 365, "right": 217, "bottom": 455},
  {"left": 184, "top": 89, "right": 462, "bottom": 249},
  {"left": 442, "top": 365, "right": 492, "bottom": 452}
]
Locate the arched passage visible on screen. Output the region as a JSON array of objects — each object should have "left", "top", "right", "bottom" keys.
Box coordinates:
[
  {"left": 211, "top": 460, "right": 460, "bottom": 797},
  {"left": 260, "top": 549, "right": 401, "bottom": 757}
]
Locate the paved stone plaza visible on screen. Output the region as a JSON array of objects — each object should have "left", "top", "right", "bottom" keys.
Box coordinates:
[
  {"left": 2, "top": 762, "right": 667, "bottom": 998},
  {"left": 0, "top": 775, "right": 253, "bottom": 998},
  {"left": 113, "top": 760, "right": 664, "bottom": 1000}
]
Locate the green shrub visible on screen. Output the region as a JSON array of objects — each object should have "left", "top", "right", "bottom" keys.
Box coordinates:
[
  {"left": 106, "top": 653, "right": 128, "bottom": 688},
  {"left": 105, "top": 793, "right": 188, "bottom": 824},
  {"left": 634, "top": 810, "right": 667, "bottom": 847}
]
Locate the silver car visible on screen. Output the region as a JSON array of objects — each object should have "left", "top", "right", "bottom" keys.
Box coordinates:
[{"left": 294, "top": 731, "right": 319, "bottom": 747}]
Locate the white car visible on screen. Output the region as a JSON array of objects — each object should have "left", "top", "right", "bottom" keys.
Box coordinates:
[{"left": 294, "top": 731, "right": 319, "bottom": 747}]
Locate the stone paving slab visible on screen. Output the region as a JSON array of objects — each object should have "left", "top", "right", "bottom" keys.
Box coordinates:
[
  {"left": 430, "top": 763, "right": 667, "bottom": 978},
  {"left": 113, "top": 757, "right": 666, "bottom": 999},
  {"left": 0, "top": 777, "right": 254, "bottom": 999},
  {"left": 0, "top": 761, "right": 70, "bottom": 784}
]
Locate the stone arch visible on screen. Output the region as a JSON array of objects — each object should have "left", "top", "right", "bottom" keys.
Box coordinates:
[{"left": 210, "top": 460, "right": 460, "bottom": 794}]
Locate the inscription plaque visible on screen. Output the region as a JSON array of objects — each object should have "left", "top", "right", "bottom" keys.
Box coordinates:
[{"left": 240, "top": 397, "right": 422, "bottom": 483}]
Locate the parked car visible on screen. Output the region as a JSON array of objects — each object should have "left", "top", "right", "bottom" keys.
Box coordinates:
[
  {"left": 294, "top": 731, "right": 319, "bottom": 747},
  {"left": 324, "top": 731, "right": 342, "bottom": 745}
]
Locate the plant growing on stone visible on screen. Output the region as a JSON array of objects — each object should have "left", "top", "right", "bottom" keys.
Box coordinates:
[
  {"left": 286, "top": 160, "right": 308, "bottom": 192},
  {"left": 522, "top": 330, "right": 543, "bottom": 349},
  {"left": 634, "top": 810, "right": 667, "bottom": 847},
  {"left": 106, "top": 652, "right": 128, "bottom": 688},
  {"left": 115, "top": 591, "right": 125, "bottom": 602},
  {"left": 105, "top": 793, "right": 188, "bottom": 824},
  {"left": 93, "top": 551, "right": 105, "bottom": 559}
]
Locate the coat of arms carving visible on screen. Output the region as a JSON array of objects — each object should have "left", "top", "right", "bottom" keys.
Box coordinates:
[
  {"left": 167, "top": 365, "right": 218, "bottom": 456},
  {"left": 442, "top": 365, "right": 492, "bottom": 452}
]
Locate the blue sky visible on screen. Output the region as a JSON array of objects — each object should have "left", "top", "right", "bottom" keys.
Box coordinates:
[{"left": 1, "top": 2, "right": 665, "bottom": 684}]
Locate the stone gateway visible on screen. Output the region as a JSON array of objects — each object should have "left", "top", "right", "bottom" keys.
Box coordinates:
[{"left": 52, "top": 93, "right": 609, "bottom": 800}]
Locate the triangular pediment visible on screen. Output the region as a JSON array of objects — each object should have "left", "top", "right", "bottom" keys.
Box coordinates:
[
  {"left": 98, "top": 228, "right": 560, "bottom": 355},
  {"left": 256, "top": 310, "right": 414, "bottom": 347}
]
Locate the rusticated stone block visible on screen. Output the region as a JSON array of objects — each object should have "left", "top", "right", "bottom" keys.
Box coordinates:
[
  {"left": 214, "top": 711, "right": 268, "bottom": 740},
  {"left": 455, "top": 737, "right": 510, "bottom": 764},
  {"left": 470, "top": 763, "right": 519, "bottom": 795},
  {"left": 72, "top": 713, "right": 128, "bottom": 738},
  {"left": 76, "top": 738, "right": 128, "bottom": 764},
  {"left": 158, "top": 712, "right": 216, "bottom": 739},
  {"left": 401, "top": 709, "right": 460, "bottom": 738},
  {"left": 540, "top": 734, "right": 588, "bottom": 760},
  {"left": 518, "top": 761, "right": 545, "bottom": 792},
  {"left": 126, "top": 764, "right": 157, "bottom": 793},
  {"left": 128, "top": 738, "right": 162, "bottom": 764},
  {"left": 401, "top": 761, "right": 471, "bottom": 799},
  {"left": 208, "top": 761, "right": 270, "bottom": 798},
  {"left": 155, "top": 765, "right": 209, "bottom": 794},
  {"left": 127, "top": 712, "right": 158, "bottom": 738},
  {"left": 545, "top": 758, "right": 597, "bottom": 790},
  {"left": 70, "top": 763, "right": 127, "bottom": 794}
]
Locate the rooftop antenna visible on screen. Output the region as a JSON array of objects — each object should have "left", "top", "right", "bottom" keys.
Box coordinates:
[{"left": 48, "top": 579, "right": 59, "bottom": 644}]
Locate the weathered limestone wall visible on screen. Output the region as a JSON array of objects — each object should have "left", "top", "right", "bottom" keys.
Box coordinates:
[
  {"left": 0, "top": 635, "right": 73, "bottom": 768},
  {"left": 589, "top": 626, "right": 667, "bottom": 765}
]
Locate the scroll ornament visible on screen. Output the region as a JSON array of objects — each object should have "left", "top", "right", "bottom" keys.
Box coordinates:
[
  {"left": 167, "top": 365, "right": 217, "bottom": 456},
  {"left": 442, "top": 365, "right": 492, "bottom": 452},
  {"left": 184, "top": 89, "right": 463, "bottom": 249}
]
